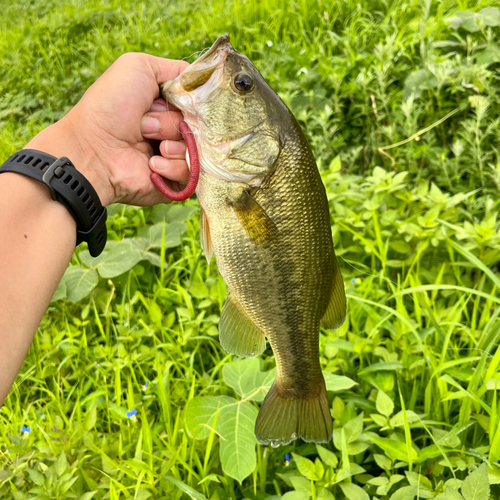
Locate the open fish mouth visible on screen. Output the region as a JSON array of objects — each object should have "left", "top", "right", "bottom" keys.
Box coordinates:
[{"left": 161, "top": 34, "right": 231, "bottom": 99}]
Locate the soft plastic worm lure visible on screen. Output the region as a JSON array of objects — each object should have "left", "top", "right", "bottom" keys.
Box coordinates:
[{"left": 150, "top": 121, "right": 200, "bottom": 201}]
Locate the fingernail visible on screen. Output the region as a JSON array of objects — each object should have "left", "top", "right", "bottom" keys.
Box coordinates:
[
  {"left": 141, "top": 116, "right": 160, "bottom": 135},
  {"left": 150, "top": 101, "right": 168, "bottom": 112},
  {"left": 151, "top": 156, "right": 170, "bottom": 172},
  {"left": 165, "top": 140, "right": 186, "bottom": 156}
]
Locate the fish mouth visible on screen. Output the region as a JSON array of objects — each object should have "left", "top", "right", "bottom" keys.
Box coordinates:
[{"left": 162, "top": 34, "right": 232, "bottom": 98}]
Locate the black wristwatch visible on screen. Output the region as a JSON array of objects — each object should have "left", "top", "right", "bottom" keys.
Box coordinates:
[{"left": 0, "top": 149, "right": 107, "bottom": 257}]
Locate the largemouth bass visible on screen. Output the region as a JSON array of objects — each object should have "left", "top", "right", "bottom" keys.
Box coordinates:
[{"left": 162, "top": 34, "right": 346, "bottom": 446}]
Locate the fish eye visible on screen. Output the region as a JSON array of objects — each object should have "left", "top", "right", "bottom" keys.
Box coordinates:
[{"left": 234, "top": 72, "right": 253, "bottom": 92}]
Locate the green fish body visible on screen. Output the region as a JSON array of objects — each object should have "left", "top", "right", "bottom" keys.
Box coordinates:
[{"left": 162, "top": 35, "right": 346, "bottom": 446}]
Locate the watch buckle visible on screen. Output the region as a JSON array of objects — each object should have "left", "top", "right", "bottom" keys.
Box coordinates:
[{"left": 41, "top": 157, "right": 72, "bottom": 200}]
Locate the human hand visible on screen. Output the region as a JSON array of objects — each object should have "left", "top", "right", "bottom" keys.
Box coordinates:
[{"left": 26, "top": 53, "right": 190, "bottom": 207}]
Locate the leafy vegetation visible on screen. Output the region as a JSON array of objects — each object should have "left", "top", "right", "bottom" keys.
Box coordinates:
[{"left": 1, "top": 0, "right": 500, "bottom": 499}]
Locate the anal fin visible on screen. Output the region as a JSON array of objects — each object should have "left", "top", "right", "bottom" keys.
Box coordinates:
[
  {"left": 321, "top": 252, "right": 346, "bottom": 329},
  {"left": 219, "top": 295, "right": 266, "bottom": 357}
]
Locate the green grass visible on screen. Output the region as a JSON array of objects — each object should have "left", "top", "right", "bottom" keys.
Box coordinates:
[{"left": 2, "top": 0, "right": 500, "bottom": 499}]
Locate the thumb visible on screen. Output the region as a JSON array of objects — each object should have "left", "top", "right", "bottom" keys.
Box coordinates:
[{"left": 146, "top": 55, "right": 190, "bottom": 85}]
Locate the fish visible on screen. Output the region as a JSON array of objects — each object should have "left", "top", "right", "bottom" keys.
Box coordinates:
[{"left": 162, "top": 34, "right": 346, "bottom": 446}]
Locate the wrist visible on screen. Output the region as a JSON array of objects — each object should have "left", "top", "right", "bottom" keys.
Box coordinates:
[{"left": 25, "top": 115, "right": 115, "bottom": 206}]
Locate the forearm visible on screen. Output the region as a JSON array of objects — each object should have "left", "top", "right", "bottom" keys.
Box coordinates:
[
  {"left": 0, "top": 118, "right": 101, "bottom": 406},
  {"left": 0, "top": 173, "right": 75, "bottom": 405}
]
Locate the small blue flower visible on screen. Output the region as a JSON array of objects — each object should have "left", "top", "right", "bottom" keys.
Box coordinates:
[
  {"left": 284, "top": 453, "right": 290, "bottom": 467},
  {"left": 126, "top": 409, "right": 138, "bottom": 422},
  {"left": 21, "top": 426, "right": 31, "bottom": 436},
  {"left": 141, "top": 381, "right": 148, "bottom": 392},
  {"left": 351, "top": 278, "right": 357, "bottom": 284}
]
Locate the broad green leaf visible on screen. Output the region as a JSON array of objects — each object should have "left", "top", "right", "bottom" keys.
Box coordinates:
[
  {"left": 373, "top": 474, "right": 405, "bottom": 496},
  {"left": 374, "top": 454, "right": 392, "bottom": 471},
  {"left": 189, "top": 279, "right": 209, "bottom": 299},
  {"left": 359, "top": 362, "right": 404, "bottom": 374},
  {"left": 405, "top": 471, "right": 433, "bottom": 490},
  {"left": 164, "top": 475, "right": 208, "bottom": 500},
  {"left": 323, "top": 372, "right": 358, "bottom": 392},
  {"left": 95, "top": 241, "right": 142, "bottom": 278},
  {"left": 416, "top": 444, "right": 451, "bottom": 463},
  {"left": 461, "top": 464, "right": 490, "bottom": 500},
  {"left": 185, "top": 396, "right": 233, "bottom": 440},
  {"left": 139, "top": 250, "right": 164, "bottom": 268},
  {"left": 185, "top": 396, "right": 258, "bottom": 482},
  {"left": 149, "top": 221, "right": 186, "bottom": 248},
  {"left": 315, "top": 458, "right": 324, "bottom": 480},
  {"left": 316, "top": 444, "right": 338, "bottom": 468},
  {"left": 125, "top": 459, "right": 154, "bottom": 474},
  {"left": 289, "top": 475, "right": 311, "bottom": 496},
  {"left": 376, "top": 390, "right": 394, "bottom": 417},
  {"left": 282, "top": 492, "right": 307, "bottom": 500},
  {"left": 390, "top": 410, "right": 419, "bottom": 428},
  {"left": 27, "top": 468, "right": 45, "bottom": 486},
  {"left": 343, "top": 413, "right": 364, "bottom": 443},
  {"left": 51, "top": 277, "right": 67, "bottom": 302},
  {"left": 217, "top": 399, "right": 259, "bottom": 483},
  {"left": 83, "top": 404, "right": 97, "bottom": 431},
  {"left": 150, "top": 204, "right": 197, "bottom": 224},
  {"left": 64, "top": 266, "right": 98, "bottom": 303},
  {"left": 54, "top": 450, "right": 67, "bottom": 477},
  {"left": 197, "top": 474, "right": 220, "bottom": 485},
  {"left": 340, "top": 482, "right": 370, "bottom": 500},
  {"left": 485, "top": 378, "right": 500, "bottom": 390},
  {"left": 127, "top": 237, "right": 149, "bottom": 250},
  {"left": 293, "top": 453, "right": 321, "bottom": 481},
  {"left": 390, "top": 485, "right": 418, "bottom": 500},
  {"left": 330, "top": 155, "right": 341, "bottom": 172},
  {"left": 79, "top": 492, "right": 98, "bottom": 500},
  {"left": 390, "top": 485, "right": 433, "bottom": 500},
  {"left": 317, "top": 487, "right": 336, "bottom": 500},
  {"left": 480, "top": 7, "right": 500, "bottom": 26},
  {"left": 222, "top": 358, "right": 275, "bottom": 402},
  {"left": 79, "top": 248, "right": 107, "bottom": 268},
  {"left": 445, "top": 487, "right": 465, "bottom": 500},
  {"left": 368, "top": 435, "right": 418, "bottom": 463},
  {"left": 109, "top": 404, "right": 129, "bottom": 420}
]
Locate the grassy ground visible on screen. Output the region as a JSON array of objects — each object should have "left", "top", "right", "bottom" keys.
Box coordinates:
[{"left": 1, "top": 0, "right": 500, "bottom": 499}]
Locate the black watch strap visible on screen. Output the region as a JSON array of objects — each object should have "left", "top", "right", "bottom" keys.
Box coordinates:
[{"left": 0, "top": 149, "right": 107, "bottom": 257}]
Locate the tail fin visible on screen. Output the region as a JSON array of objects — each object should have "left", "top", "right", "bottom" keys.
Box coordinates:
[{"left": 255, "top": 379, "right": 332, "bottom": 447}]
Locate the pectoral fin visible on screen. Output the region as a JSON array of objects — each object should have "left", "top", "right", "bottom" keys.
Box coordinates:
[
  {"left": 219, "top": 295, "right": 266, "bottom": 357},
  {"left": 321, "top": 253, "right": 346, "bottom": 329},
  {"left": 200, "top": 209, "right": 214, "bottom": 263},
  {"left": 231, "top": 191, "right": 278, "bottom": 243}
]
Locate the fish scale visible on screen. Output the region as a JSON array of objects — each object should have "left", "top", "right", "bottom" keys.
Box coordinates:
[{"left": 162, "top": 34, "right": 346, "bottom": 446}]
